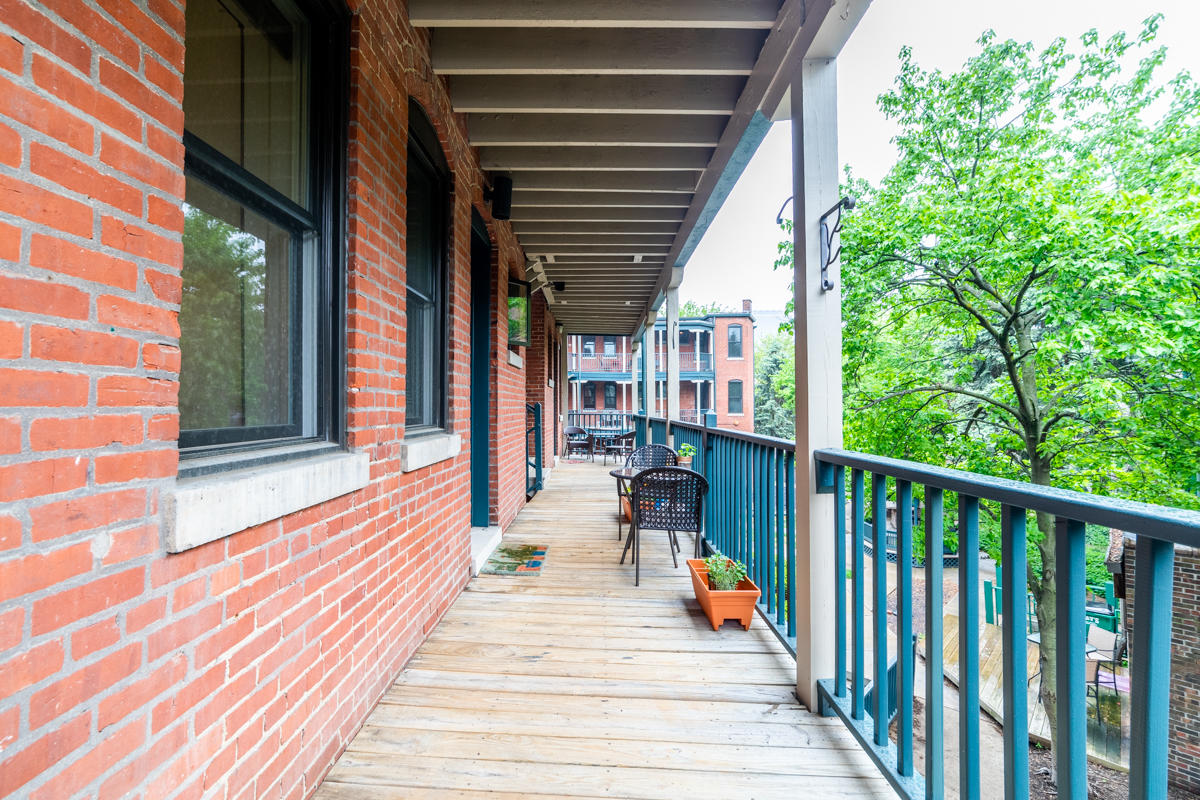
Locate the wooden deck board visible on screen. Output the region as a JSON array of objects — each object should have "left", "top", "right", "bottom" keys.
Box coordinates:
[{"left": 314, "top": 461, "right": 892, "bottom": 800}]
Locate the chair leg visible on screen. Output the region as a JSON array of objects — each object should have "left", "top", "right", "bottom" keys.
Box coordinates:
[
  {"left": 635, "top": 521, "right": 641, "bottom": 586},
  {"left": 667, "top": 532, "right": 677, "bottom": 568},
  {"left": 620, "top": 522, "right": 636, "bottom": 565}
]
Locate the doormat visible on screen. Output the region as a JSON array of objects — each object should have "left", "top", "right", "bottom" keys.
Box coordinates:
[{"left": 481, "top": 544, "right": 548, "bottom": 575}]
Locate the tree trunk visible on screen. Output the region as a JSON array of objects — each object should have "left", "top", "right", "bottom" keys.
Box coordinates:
[{"left": 1031, "top": 455, "right": 1059, "bottom": 778}]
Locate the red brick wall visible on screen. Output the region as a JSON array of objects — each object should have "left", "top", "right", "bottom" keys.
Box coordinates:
[
  {"left": 712, "top": 315, "right": 754, "bottom": 430},
  {"left": 1122, "top": 539, "right": 1200, "bottom": 793},
  {"left": 525, "top": 293, "right": 559, "bottom": 470},
  {"left": 0, "top": 1, "right": 545, "bottom": 797}
]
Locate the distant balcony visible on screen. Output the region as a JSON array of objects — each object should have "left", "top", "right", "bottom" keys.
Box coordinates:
[{"left": 569, "top": 353, "right": 633, "bottom": 374}]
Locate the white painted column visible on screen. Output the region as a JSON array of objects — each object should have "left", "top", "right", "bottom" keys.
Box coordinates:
[
  {"left": 792, "top": 57, "right": 844, "bottom": 710},
  {"left": 641, "top": 329, "right": 656, "bottom": 417},
  {"left": 665, "top": 288, "right": 681, "bottom": 422}
]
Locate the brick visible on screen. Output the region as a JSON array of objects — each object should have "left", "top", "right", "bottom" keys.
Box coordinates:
[
  {"left": 104, "top": 524, "right": 158, "bottom": 566},
  {"left": 0, "top": 516, "right": 19, "bottom": 552},
  {"left": 31, "top": 567, "right": 145, "bottom": 635},
  {"left": 31, "top": 56, "right": 141, "bottom": 142},
  {"left": 70, "top": 616, "right": 121, "bottom": 659},
  {"left": 0, "top": 368, "right": 88, "bottom": 409},
  {"left": 142, "top": 342, "right": 180, "bottom": 372},
  {"left": 95, "top": 448, "right": 178, "bottom": 483},
  {"left": 0, "top": 222, "right": 19, "bottom": 263},
  {"left": 30, "top": 325, "right": 139, "bottom": 368},
  {"left": 99, "top": 653, "right": 186, "bottom": 729},
  {"left": 29, "top": 487, "right": 146, "bottom": 540},
  {"left": 0, "top": 417, "right": 19, "bottom": 455},
  {"left": 125, "top": 595, "right": 167, "bottom": 634},
  {"left": 146, "top": 122, "right": 184, "bottom": 166},
  {"left": 0, "top": 712, "right": 91, "bottom": 798},
  {"left": 151, "top": 662, "right": 224, "bottom": 734},
  {"left": 3, "top": 1, "right": 91, "bottom": 74},
  {"left": 148, "top": 413, "right": 179, "bottom": 441},
  {"left": 98, "top": 294, "right": 181, "bottom": 338},
  {"left": 0, "top": 121, "right": 19, "bottom": 168},
  {"left": 0, "top": 75, "right": 93, "bottom": 154},
  {"left": 0, "top": 639, "right": 64, "bottom": 697},
  {"left": 39, "top": 0, "right": 140, "bottom": 67},
  {"left": 31, "top": 142, "right": 142, "bottom": 216},
  {"left": 0, "top": 606, "right": 21, "bottom": 651},
  {"left": 0, "top": 174, "right": 93, "bottom": 238},
  {"left": 147, "top": 195, "right": 183, "bottom": 230},
  {"left": 30, "top": 234, "right": 138, "bottom": 291},
  {"left": 95, "top": 0, "right": 186, "bottom": 70},
  {"left": 144, "top": 268, "right": 181, "bottom": 303},
  {"left": 101, "top": 216, "right": 183, "bottom": 267},
  {"left": 0, "top": 273, "right": 89, "bottom": 320},
  {"left": 30, "top": 414, "right": 143, "bottom": 453},
  {"left": 0, "top": 34, "right": 21, "bottom": 75},
  {"left": 31, "top": 643, "right": 141, "bottom": 727},
  {"left": 98, "top": 375, "right": 178, "bottom": 407},
  {"left": 149, "top": 539, "right": 223, "bottom": 588},
  {"left": 0, "top": 456, "right": 88, "bottom": 502},
  {"left": 0, "top": 321, "right": 21, "bottom": 358},
  {"left": 144, "top": 55, "right": 183, "bottom": 101},
  {"left": 147, "top": 602, "right": 221, "bottom": 662}
]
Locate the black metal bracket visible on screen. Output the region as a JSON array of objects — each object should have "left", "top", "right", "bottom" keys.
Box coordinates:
[{"left": 818, "top": 196, "right": 855, "bottom": 293}]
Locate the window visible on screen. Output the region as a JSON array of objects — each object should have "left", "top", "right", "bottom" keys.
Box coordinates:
[
  {"left": 603, "top": 336, "right": 616, "bottom": 356},
  {"left": 179, "top": 0, "right": 344, "bottom": 454},
  {"left": 604, "top": 382, "right": 617, "bottom": 409},
  {"left": 582, "top": 337, "right": 596, "bottom": 357},
  {"left": 405, "top": 100, "right": 450, "bottom": 431},
  {"left": 727, "top": 324, "right": 743, "bottom": 359},
  {"left": 583, "top": 383, "right": 596, "bottom": 408},
  {"left": 728, "top": 380, "right": 743, "bottom": 414}
]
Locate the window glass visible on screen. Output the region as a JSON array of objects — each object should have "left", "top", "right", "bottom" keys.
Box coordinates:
[
  {"left": 728, "top": 324, "right": 743, "bottom": 358},
  {"left": 582, "top": 337, "right": 595, "bottom": 357},
  {"left": 603, "top": 336, "right": 616, "bottom": 356},
  {"left": 604, "top": 382, "right": 616, "bottom": 409},
  {"left": 728, "top": 380, "right": 743, "bottom": 414},
  {"left": 183, "top": 0, "right": 308, "bottom": 205},
  {"left": 405, "top": 121, "right": 446, "bottom": 430},
  {"left": 583, "top": 383, "right": 596, "bottom": 408},
  {"left": 180, "top": 177, "right": 295, "bottom": 430}
]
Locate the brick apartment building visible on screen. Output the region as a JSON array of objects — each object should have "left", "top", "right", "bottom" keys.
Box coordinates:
[{"left": 566, "top": 301, "right": 756, "bottom": 431}]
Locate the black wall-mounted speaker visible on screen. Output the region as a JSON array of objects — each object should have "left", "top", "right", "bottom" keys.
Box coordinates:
[{"left": 488, "top": 175, "right": 513, "bottom": 220}]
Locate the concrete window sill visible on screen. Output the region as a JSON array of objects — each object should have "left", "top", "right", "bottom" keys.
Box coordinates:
[
  {"left": 168, "top": 449, "right": 370, "bottom": 552},
  {"left": 508, "top": 351, "right": 524, "bottom": 368},
  {"left": 399, "top": 432, "right": 461, "bottom": 473}
]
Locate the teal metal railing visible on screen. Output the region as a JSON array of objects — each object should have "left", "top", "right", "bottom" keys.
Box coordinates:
[
  {"left": 633, "top": 413, "right": 797, "bottom": 653},
  {"left": 525, "top": 403, "right": 543, "bottom": 496},
  {"left": 813, "top": 448, "right": 1199, "bottom": 800}
]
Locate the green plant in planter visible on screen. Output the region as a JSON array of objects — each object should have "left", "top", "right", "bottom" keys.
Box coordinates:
[
  {"left": 677, "top": 443, "right": 697, "bottom": 459},
  {"left": 703, "top": 552, "right": 747, "bottom": 590}
]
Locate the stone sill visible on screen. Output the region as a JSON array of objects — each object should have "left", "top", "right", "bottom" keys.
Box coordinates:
[
  {"left": 168, "top": 449, "right": 370, "bottom": 552},
  {"left": 399, "top": 432, "right": 461, "bottom": 472}
]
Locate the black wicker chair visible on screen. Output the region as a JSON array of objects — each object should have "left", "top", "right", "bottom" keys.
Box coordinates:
[
  {"left": 564, "top": 426, "right": 593, "bottom": 461},
  {"left": 603, "top": 431, "right": 635, "bottom": 466},
  {"left": 621, "top": 466, "right": 708, "bottom": 586},
  {"left": 626, "top": 444, "right": 678, "bottom": 470}
]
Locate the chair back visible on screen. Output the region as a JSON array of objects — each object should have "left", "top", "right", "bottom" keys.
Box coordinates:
[
  {"left": 565, "top": 426, "right": 588, "bottom": 438},
  {"left": 631, "top": 467, "right": 708, "bottom": 534},
  {"left": 1087, "top": 625, "right": 1117, "bottom": 660},
  {"left": 611, "top": 431, "right": 635, "bottom": 448},
  {"left": 627, "top": 444, "right": 677, "bottom": 470}
]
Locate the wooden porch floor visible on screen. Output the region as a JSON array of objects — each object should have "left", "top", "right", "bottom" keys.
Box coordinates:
[{"left": 314, "top": 460, "right": 893, "bottom": 800}]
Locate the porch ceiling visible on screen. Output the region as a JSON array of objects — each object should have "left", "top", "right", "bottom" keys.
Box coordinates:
[{"left": 410, "top": 0, "right": 826, "bottom": 335}]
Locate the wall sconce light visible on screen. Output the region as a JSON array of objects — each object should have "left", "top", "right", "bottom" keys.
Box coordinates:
[{"left": 485, "top": 175, "right": 512, "bottom": 220}]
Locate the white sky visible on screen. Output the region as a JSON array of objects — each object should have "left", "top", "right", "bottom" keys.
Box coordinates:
[{"left": 680, "top": 1, "right": 1200, "bottom": 319}]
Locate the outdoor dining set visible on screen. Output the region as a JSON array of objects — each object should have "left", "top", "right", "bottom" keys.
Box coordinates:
[{"left": 566, "top": 429, "right": 708, "bottom": 587}]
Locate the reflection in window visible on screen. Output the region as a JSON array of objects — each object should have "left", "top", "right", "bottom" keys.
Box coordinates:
[
  {"left": 604, "top": 382, "right": 616, "bottom": 409},
  {"left": 728, "top": 380, "right": 743, "bottom": 414},
  {"left": 583, "top": 383, "right": 596, "bottom": 408},
  {"left": 728, "top": 324, "right": 743, "bottom": 359},
  {"left": 179, "top": 178, "right": 294, "bottom": 431}
]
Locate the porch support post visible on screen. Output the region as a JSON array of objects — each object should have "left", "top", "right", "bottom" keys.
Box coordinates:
[
  {"left": 791, "top": 55, "right": 843, "bottom": 710},
  {"left": 665, "top": 287, "right": 681, "bottom": 422},
  {"left": 642, "top": 325, "right": 657, "bottom": 419}
]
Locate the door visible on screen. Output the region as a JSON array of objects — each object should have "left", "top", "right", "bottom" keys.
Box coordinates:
[{"left": 469, "top": 213, "right": 491, "bottom": 527}]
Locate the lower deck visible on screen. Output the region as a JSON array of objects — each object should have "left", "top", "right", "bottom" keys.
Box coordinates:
[{"left": 314, "top": 460, "right": 892, "bottom": 799}]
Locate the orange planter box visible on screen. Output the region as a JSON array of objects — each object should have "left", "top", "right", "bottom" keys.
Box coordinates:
[{"left": 687, "top": 559, "right": 760, "bottom": 631}]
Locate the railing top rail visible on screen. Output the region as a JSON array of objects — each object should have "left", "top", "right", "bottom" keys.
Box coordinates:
[
  {"left": 637, "top": 415, "right": 797, "bottom": 452},
  {"left": 815, "top": 447, "right": 1200, "bottom": 546}
]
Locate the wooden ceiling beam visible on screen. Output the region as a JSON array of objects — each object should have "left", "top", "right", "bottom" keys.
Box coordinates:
[
  {"left": 506, "top": 171, "right": 699, "bottom": 193},
  {"left": 521, "top": 234, "right": 676, "bottom": 247},
  {"left": 448, "top": 76, "right": 744, "bottom": 115},
  {"left": 512, "top": 221, "right": 680, "bottom": 234},
  {"left": 510, "top": 207, "right": 685, "bottom": 222},
  {"left": 511, "top": 191, "right": 690, "bottom": 207},
  {"left": 431, "top": 29, "right": 767, "bottom": 75},
  {"left": 480, "top": 146, "right": 711, "bottom": 171},
  {"left": 410, "top": 0, "right": 780, "bottom": 29},
  {"left": 466, "top": 114, "right": 724, "bottom": 147}
]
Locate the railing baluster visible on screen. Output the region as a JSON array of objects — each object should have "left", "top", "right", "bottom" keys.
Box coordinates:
[
  {"left": 1054, "top": 517, "right": 1086, "bottom": 800},
  {"left": 755, "top": 444, "right": 765, "bottom": 592},
  {"left": 852, "top": 468, "right": 866, "bottom": 720},
  {"left": 767, "top": 447, "right": 778, "bottom": 619},
  {"left": 835, "top": 464, "right": 847, "bottom": 698},
  {"left": 924, "top": 486, "right": 944, "bottom": 799},
  {"left": 786, "top": 451, "right": 796, "bottom": 639},
  {"left": 871, "top": 472, "right": 889, "bottom": 747},
  {"left": 958, "top": 494, "right": 981, "bottom": 800},
  {"left": 776, "top": 448, "right": 786, "bottom": 627},
  {"left": 896, "top": 479, "right": 914, "bottom": 776},
  {"left": 1000, "top": 504, "right": 1028, "bottom": 800},
  {"left": 1130, "top": 536, "right": 1175, "bottom": 800}
]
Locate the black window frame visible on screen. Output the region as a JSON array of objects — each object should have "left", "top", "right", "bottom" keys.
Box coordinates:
[
  {"left": 728, "top": 380, "right": 743, "bottom": 414},
  {"left": 727, "top": 324, "right": 743, "bottom": 359},
  {"left": 404, "top": 99, "right": 452, "bottom": 434},
  {"left": 178, "top": 0, "right": 348, "bottom": 457},
  {"left": 603, "top": 336, "right": 616, "bottom": 356},
  {"left": 582, "top": 337, "right": 596, "bottom": 357},
  {"left": 603, "top": 382, "right": 617, "bottom": 409},
  {"left": 583, "top": 383, "right": 596, "bottom": 408}
]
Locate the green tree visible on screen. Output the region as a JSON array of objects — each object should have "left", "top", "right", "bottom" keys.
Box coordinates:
[
  {"left": 678, "top": 299, "right": 729, "bottom": 317},
  {"left": 781, "top": 17, "right": 1200, "bottom": 759},
  {"left": 754, "top": 332, "right": 795, "bottom": 439}
]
